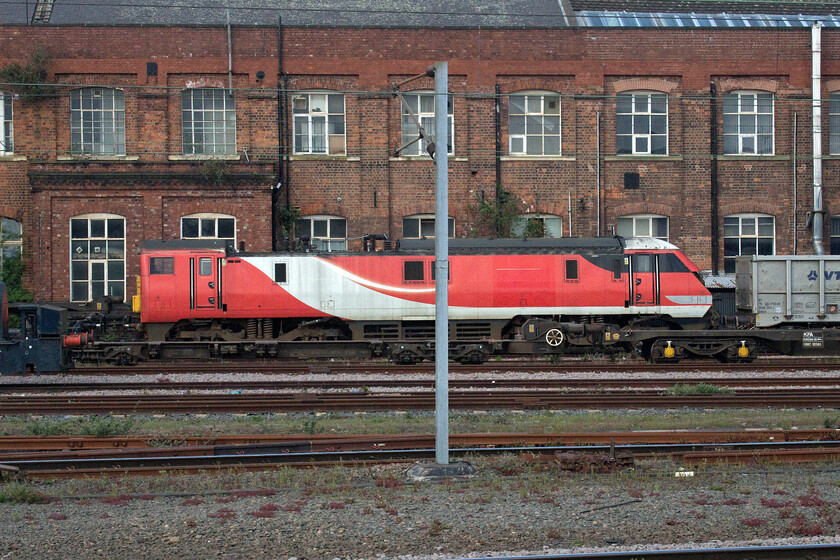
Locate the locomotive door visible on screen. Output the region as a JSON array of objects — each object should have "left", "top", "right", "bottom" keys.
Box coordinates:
[
  {"left": 629, "top": 254, "right": 656, "bottom": 306},
  {"left": 191, "top": 256, "right": 217, "bottom": 309}
]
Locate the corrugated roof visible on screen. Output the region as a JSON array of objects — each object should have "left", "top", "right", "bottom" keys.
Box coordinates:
[
  {"left": 0, "top": 1, "right": 34, "bottom": 24},
  {"left": 571, "top": 1, "right": 840, "bottom": 16}
]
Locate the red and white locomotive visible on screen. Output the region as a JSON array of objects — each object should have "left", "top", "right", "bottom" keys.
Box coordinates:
[{"left": 138, "top": 236, "right": 712, "bottom": 354}]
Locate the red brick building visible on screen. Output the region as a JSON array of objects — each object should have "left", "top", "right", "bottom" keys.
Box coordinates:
[{"left": 1, "top": 0, "right": 839, "bottom": 302}]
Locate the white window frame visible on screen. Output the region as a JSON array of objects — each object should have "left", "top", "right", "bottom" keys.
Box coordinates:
[
  {"left": 508, "top": 92, "right": 561, "bottom": 156},
  {"left": 180, "top": 213, "right": 236, "bottom": 244},
  {"left": 70, "top": 88, "right": 126, "bottom": 155},
  {"left": 400, "top": 91, "right": 454, "bottom": 156},
  {"left": 723, "top": 91, "right": 774, "bottom": 155},
  {"left": 511, "top": 213, "right": 563, "bottom": 237},
  {"left": 616, "top": 214, "right": 669, "bottom": 241},
  {"left": 829, "top": 92, "right": 840, "bottom": 155},
  {"left": 292, "top": 92, "right": 346, "bottom": 155},
  {"left": 723, "top": 213, "right": 775, "bottom": 273},
  {"left": 69, "top": 213, "right": 126, "bottom": 303},
  {"left": 402, "top": 214, "right": 455, "bottom": 239},
  {"left": 181, "top": 89, "right": 236, "bottom": 155},
  {"left": 295, "top": 215, "right": 347, "bottom": 251},
  {"left": 0, "top": 91, "right": 12, "bottom": 155},
  {"left": 616, "top": 91, "right": 668, "bottom": 155}
]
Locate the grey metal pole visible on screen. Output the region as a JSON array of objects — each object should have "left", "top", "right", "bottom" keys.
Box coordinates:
[{"left": 433, "top": 61, "right": 449, "bottom": 466}]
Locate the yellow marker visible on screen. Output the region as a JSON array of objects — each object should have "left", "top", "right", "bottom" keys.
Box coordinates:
[{"left": 664, "top": 341, "right": 675, "bottom": 359}]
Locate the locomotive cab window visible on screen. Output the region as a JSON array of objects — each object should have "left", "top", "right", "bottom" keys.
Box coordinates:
[
  {"left": 404, "top": 260, "right": 424, "bottom": 282},
  {"left": 565, "top": 259, "right": 579, "bottom": 281},
  {"left": 150, "top": 257, "right": 174, "bottom": 275},
  {"left": 658, "top": 253, "right": 689, "bottom": 273},
  {"left": 274, "top": 262, "right": 287, "bottom": 283},
  {"left": 199, "top": 257, "right": 212, "bottom": 276}
]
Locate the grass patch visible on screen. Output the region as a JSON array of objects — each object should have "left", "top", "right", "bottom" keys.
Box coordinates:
[
  {"left": 666, "top": 383, "right": 734, "bottom": 396},
  {"left": 25, "top": 415, "right": 134, "bottom": 437},
  {"left": 0, "top": 482, "right": 50, "bottom": 504}
]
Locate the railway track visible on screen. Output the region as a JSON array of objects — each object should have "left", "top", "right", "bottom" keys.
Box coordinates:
[
  {"left": 2, "top": 376, "right": 840, "bottom": 393},
  {"left": 3, "top": 388, "right": 840, "bottom": 413},
  {"left": 61, "top": 357, "right": 840, "bottom": 376}
]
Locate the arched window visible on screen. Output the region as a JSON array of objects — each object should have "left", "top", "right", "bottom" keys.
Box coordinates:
[
  {"left": 616, "top": 214, "right": 669, "bottom": 241},
  {"left": 70, "top": 88, "right": 125, "bottom": 155},
  {"left": 723, "top": 213, "right": 775, "bottom": 273},
  {"left": 70, "top": 214, "right": 125, "bottom": 302},
  {"left": 181, "top": 89, "right": 236, "bottom": 155},
  {"left": 0, "top": 91, "right": 13, "bottom": 154},
  {"left": 295, "top": 215, "right": 347, "bottom": 251},
  {"left": 292, "top": 92, "right": 346, "bottom": 155},
  {"left": 723, "top": 91, "right": 774, "bottom": 155},
  {"left": 616, "top": 91, "right": 667, "bottom": 155},
  {"left": 400, "top": 91, "right": 453, "bottom": 156},
  {"left": 402, "top": 214, "right": 454, "bottom": 239},
  {"left": 181, "top": 213, "right": 236, "bottom": 244},
  {"left": 508, "top": 92, "right": 561, "bottom": 156},
  {"left": 511, "top": 213, "right": 563, "bottom": 238}
]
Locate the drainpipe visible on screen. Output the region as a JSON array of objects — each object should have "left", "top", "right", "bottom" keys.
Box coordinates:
[
  {"left": 813, "top": 23, "right": 826, "bottom": 255},
  {"left": 274, "top": 15, "right": 284, "bottom": 251},
  {"left": 710, "top": 80, "right": 720, "bottom": 273},
  {"left": 494, "top": 84, "right": 501, "bottom": 205},
  {"left": 226, "top": 10, "right": 233, "bottom": 96},
  {"left": 793, "top": 112, "right": 798, "bottom": 255},
  {"left": 596, "top": 111, "right": 601, "bottom": 236}
]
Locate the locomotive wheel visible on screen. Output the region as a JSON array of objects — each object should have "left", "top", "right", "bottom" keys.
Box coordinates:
[
  {"left": 545, "top": 328, "right": 565, "bottom": 347},
  {"left": 395, "top": 351, "right": 415, "bottom": 365}
]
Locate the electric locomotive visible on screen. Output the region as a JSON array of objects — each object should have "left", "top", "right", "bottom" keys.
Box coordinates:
[{"left": 137, "top": 236, "right": 712, "bottom": 358}]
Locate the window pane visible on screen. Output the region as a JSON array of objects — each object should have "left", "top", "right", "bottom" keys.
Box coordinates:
[
  {"left": 150, "top": 257, "right": 174, "bottom": 275},
  {"left": 742, "top": 219, "right": 756, "bottom": 236},
  {"left": 653, "top": 217, "right": 668, "bottom": 238},
  {"left": 509, "top": 116, "right": 525, "bottom": 135},
  {"left": 543, "top": 135, "right": 560, "bottom": 155},
  {"left": 217, "top": 218, "right": 235, "bottom": 239},
  {"left": 650, "top": 95, "right": 666, "bottom": 114},
  {"left": 328, "top": 94, "right": 344, "bottom": 114},
  {"left": 200, "top": 219, "right": 216, "bottom": 238},
  {"left": 107, "top": 260, "right": 124, "bottom": 281},
  {"left": 274, "top": 262, "right": 286, "bottom": 283},
  {"left": 724, "top": 218, "right": 739, "bottom": 237},
  {"left": 635, "top": 219, "right": 650, "bottom": 237},
  {"left": 651, "top": 135, "right": 667, "bottom": 154},
  {"left": 509, "top": 95, "right": 526, "bottom": 114},
  {"left": 71, "top": 261, "right": 88, "bottom": 280},
  {"left": 404, "top": 261, "right": 424, "bottom": 281},
  {"left": 199, "top": 257, "right": 212, "bottom": 276},
  {"left": 634, "top": 136, "right": 648, "bottom": 153},
  {"left": 616, "top": 218, "right": 633, "bottom": 237},
  {"left": 757, "top": 217, "right": 774, "bottom": 236},
  {"left": 71, "top": 219, "right": 88, "bottom": 239},
  {"left": 90, "top": 219, "right": 106, "bottom": 238},
  {"left": 651, "top": 114, "right": 666, "bottom": 135},
  {"left": 403, "top": 218, "right": 419, "bottom": 238},
  {"left": 616, "top": 114, "right": 632, "bottom": 135},
  {"left": 331, "top": 219, "right": 347, "bottom": 238},
  {"left": 107, "top": 240, "right": 124, "bottom": 259},
  {"left": 616, "top": 135, "right": 632, "bottom": 154},
  {"left": 616, "top": 94, "right": 632, "bottom": 114},
  {"left": 757, "top": 237, "right": 774, "bottom": 255},
  {"left": 313, "top": 219, "right": 328, "bottom": 237},
  {"left": 566, "top": 259, "right": 579, "bottom": 280},
  {"left": 182, "top": 218, "right": 199, "bottom": 238},
  {"left": 420, "top": 219, "right": 435, "bottom": 238},
  {"left": 107, "top": 219, "right": 124, "bottom": 239}
]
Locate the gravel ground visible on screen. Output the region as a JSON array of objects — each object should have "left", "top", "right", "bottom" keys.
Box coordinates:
[{"left": 2, "top": 458, "right": 840, "bottom": 559}]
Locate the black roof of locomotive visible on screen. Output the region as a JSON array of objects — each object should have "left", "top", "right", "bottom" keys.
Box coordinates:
[
  {"left": 396, "top": 237, "right": 625, "bottom": 254},
  {"left": 139, "top": 237, "right": 627, "bottom": 256}
]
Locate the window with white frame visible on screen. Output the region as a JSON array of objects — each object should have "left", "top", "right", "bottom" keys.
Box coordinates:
[
  {"left": 723, "top": 91, "right": 774, "bottom": 155},
  {"left": 70, "top": 88, "right": 125, "bottom": 155},
  {"left": 400, "top": 92, "right": 453, "bottom": 156},
  {"left": 182, "top": 89, "right": 236, "bottom": 155},
  {"left": 0, "top": 217, "right": 22, "bottom": 278},
  {"left": 181, "top": 213, "right": 236, "bottom": 243},
  {"left": 831, "top": 216, "right": 840, "bottom": 255},
  {"left": 295, "top": 215, "right": 347, "bottom": 251},
  {"left": 830, "top": 93, "right": 840, "bottom": 155},
  {"left": 0, "top": 92, "right": 12, "bottom": 154},
  {"left": 616, "top": 214, "right": 669, "bottom": 241},
  {"left": 292, "top": 93, "right": 345, "bottom": 155},
  {"left": 70, "top": 214, "right": 125, "bottom": 302},
  {"left": 511, "top": 213, "right": 563, "bottom": 238},
  {"left": 723, "top": 213, "right": 774, "bottom": 273},
  {"left": 402, "top": 214, "right": 454, "bottom": 238},
  {"left": 616, "top": 91, "right": 667, "bottom": 155},
  {"left": 508, "top": 93, "right": 561, "bottom": 156}
]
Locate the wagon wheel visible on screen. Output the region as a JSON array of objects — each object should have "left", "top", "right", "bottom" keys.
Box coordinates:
[{"left": 545, "top": 328, "right": 565, "bottom": 347}]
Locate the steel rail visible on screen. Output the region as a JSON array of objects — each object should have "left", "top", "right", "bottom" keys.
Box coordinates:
[
  {"left": 3, "top": 390, "right": 840, "bottom": 413},
  {"left": 61, "top": 357, "right": 840, "bottom": 376},
  {"left": 5, "top": 440, "right": 840, "bottom": 479},
  {"left": 1, "top": 429, "right": 836, "bottom": 452},
  {"left": 473, "top": 544, "right": 840, "bottom": 560},
  {"left": 4, "top": 376, "right": 840, "bottom": 393}
]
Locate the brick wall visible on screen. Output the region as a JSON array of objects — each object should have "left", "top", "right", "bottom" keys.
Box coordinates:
[{"left": 1, "top": 24, "right": 839, "bottom": 300}]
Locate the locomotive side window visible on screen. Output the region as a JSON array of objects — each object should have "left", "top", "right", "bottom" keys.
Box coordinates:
[
  {"left": 198, "top": 257, "right": 212, "bottom": 276},
  {"left": 565, "top": 259, "right": 579, "bottom": 281},
  {"left": 633, "top": 254, "right": 654, "bottom": 273},
  {"left": 150, "top": 257, "right": 174, "bottom": 275},
  {"left": 274, "top": 262, "right": 287, "bottom": 283},
  {"left": 658, "top": 253, "right": 689, "bottom": 273},
  {"left": 404, "top": 260, "right": 424, "bottom": 282},
  {"left": 613, "top": 258, "right": 624, "bottom": 280}
]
